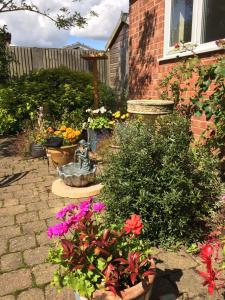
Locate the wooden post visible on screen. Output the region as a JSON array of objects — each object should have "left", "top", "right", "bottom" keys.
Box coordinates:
[{"left": 92, "top": 60, "right": 99, "bottom": 109}]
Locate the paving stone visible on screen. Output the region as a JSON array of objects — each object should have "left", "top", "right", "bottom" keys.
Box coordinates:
[
  {"left": 16, "top": 211, "right": 39, "bottom": 224},
  {"left": 26, "top": 201, "right": 48, "bottom": 211},
  {"left": 22, "top": 220, "right": 47, "bottom": 234},
  {"left": 0, "top": 206, "right": 26, "bottom": 216},
  {"left": 0, "top": 269, "right": 32, "bottom": 296},
  {"left": 0, "top": 239, "right": 7, "bottom": 256},
  {"left": 9, "top": 235, "right": 36, "bottom": 252},
  {"left": 38, "top": 207, "right": 60, "bottom": 220},
  {"left": 17, "top": 288, "right": 44, "bottom": 300},
  {"left": 45, "top": 217, "right": 58, "bottom": 227},
  {"left": 19, "top": 196, "right": 41, "bottom": 204},
  {"left": 0, "top": 226, "right": 21, "bottom": 239},
  {"left": 32, "top": 262, "right": 57, "bottom": 285},
  {"left": 3, "top": 198, "right": 19, "bottom": 207},
  {"left": 36, "top": 231, "right": 51, "bottom": 246},
  {"left": 0, "top": 296, "right": 15, "bottom": 300},
  {"left": 156, "top": 250, "right": 198, "bottom": 271},
  {"left": 0, "top": 252, "right": 23, "bottom": 271},
  {"left": 0, "top": 200, "right": 3, "bottom": 208},
  {"left": 0, "top": 215, "right": 14, "bottom": 227},
  {"left": 45, "top": 285, "right": 75, "bottom": 300},
  {"left": 23, "top": 246, "right": 49, "bottom": 266},
  {"left": 0, "top": 193, "right": 14, "bottom": 200}
]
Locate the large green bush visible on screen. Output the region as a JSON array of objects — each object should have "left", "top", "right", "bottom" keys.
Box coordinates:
[
  {"left": 0, "top": 67, "right": 116, "bottom": 134},
  {"left": 100, "top": 114, "right": 221, "bottom": 246}
]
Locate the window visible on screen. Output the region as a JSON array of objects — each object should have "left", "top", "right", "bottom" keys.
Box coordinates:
[{"left": 164, "top": 0, "right": 225, "bottom": 57}]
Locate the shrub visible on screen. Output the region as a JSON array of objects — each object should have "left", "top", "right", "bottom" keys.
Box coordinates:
[
  {"left": 100, "top": 114, "right": 221, "bottom": 246},
  {"left": 0, "top": 67, "right": 116, "bottom": 134}
]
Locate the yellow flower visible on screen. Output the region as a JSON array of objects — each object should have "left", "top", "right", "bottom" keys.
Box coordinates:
[
  {"left": 121, "top": 114, "right": 126, "bottom": 120},
  {"left": 126, "top": 113, "right": 129, "bottom": 118},
  {"left": 74, "top": 130, "right": 81, "bottom": 136},
  {"left": 59, "top": 125, "right": 66, "bottom": 132},
  {"left": 54, "top": 131, "right": 61, "bottom": 136},
  {"left": 108, "top": 120, "right": 115, "bottom": 125},
  {"left": 112, "top": 111, "right": 121, "bottom": 119},
  {"left": 66, "top": 127, "right": 73, "bottom": 133}
]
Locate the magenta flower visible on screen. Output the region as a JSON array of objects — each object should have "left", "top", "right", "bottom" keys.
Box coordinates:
[
  {"left": 93, "top": 202, "right": 106, "bottom": 213},
  {"left": 47, "top": 222, "right": 69, "bottom": 238},
  {"left": 55, "top": 204, "right": 77, "bottom": 219},
  {"left": 79, "top": 200, "right": 90, "bottom": 213}
]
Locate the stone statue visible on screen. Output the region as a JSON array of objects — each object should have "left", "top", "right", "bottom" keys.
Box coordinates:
[{"left": 75, "top": 139, "right": 92, "bottom": 172}]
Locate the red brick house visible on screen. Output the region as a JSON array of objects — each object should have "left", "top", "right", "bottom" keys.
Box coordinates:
[{"left": 129, "top": 0, "right": 225, "bottom": 137}]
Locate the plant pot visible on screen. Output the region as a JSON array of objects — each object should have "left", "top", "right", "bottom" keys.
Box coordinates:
[
  {"left": 87, "top": 128, "right": 111, "bottom": 152},
  {"left": 74, "top": 272, "right": 155, "bottom": 300},
  {"left": 30, "top": 143, "right": 46, "bottom": 158},
  {"left": 44, "top": 137, "right": 63, "bottom": 148},
  {"left": 47, "top": 144, "right": 77, "bottom": 167}
]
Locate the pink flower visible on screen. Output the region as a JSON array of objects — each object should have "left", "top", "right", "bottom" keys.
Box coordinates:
[
  {"left": 79, "top": 200, "right": 90, "bottom": 213},
  {"left": 55, "top": 204, "right": 77, "bottom": 219},
  {"left": 93, "top": 202, "right": 106, "bottom": 213},
  {"left": 222, "top": 195, "right": 225, "bottom": 200},
  {"left": 47, "top": 222, "right": 69, "bottom": 238}
]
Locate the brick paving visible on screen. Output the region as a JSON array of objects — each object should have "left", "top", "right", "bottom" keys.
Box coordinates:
[{"left": 0, "top": 136, "right": 223, "bottom": 299}]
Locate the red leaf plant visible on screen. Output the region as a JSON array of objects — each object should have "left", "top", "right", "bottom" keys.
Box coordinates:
[
  {"left": 197, "top": 227, "right": 225, "bottom": 296},
  {"left": 47, "top": 198, "right": 155, "bottom": 298}
]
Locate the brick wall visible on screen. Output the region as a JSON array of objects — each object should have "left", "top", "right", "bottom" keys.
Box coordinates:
[{"left": 129, "top": 0, "right": 220, "bottom": 138}]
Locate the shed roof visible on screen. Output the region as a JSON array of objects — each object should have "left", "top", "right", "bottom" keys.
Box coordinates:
[{"left": 105, "top": 12, "right": 129, "bottom": 50}]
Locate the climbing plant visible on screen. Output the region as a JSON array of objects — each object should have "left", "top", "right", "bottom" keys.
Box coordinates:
[{"left": 160, "top": 41, "right": 225, "bottom": 168}]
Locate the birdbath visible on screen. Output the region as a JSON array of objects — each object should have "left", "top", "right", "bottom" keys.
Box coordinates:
[{"left": 81, "top": 52, "right": 108, "bottom": 109}]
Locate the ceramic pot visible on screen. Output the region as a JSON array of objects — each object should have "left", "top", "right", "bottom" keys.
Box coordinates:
[
  {"left": 74, "top": 270, "right": 155, "bottom": 300},
  {"left": 47, "top": 144, "right": 77, "bottom": 167},
  {"left": 30, "top": 143, "right": 46, "bottom": 158}
]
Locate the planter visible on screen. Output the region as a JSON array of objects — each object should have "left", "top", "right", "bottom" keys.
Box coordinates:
[
  {"left": 87, "top": 128, "right": 111, "bottom": 152},
  {"left": 127, "top": 100, "right": 174, "bottom": 123},
  {"left": 74, "top": 272, "right": 155, "bottom": 300},
  {"left": 30, "top": 143, "right": 46, "bottom": 158},
  {"left": 47, "top": 144, "right": 77, "bottom": 167},
  {"left": 44, "top": 137, "right": 63, "bottom": 148}
]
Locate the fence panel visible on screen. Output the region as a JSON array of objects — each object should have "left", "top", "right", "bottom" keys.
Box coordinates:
[{"left": 8, "top": 46, "right": 108, "bottom": 83}]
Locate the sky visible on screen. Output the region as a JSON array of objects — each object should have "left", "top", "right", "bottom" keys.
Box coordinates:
[{"left": 0, "top": 0, "right": 129, "bottom": 50}]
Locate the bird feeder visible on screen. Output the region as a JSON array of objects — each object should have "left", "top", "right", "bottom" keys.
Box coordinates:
[{"left": 81, "top": 52, "right": 108, "bottom": 109}]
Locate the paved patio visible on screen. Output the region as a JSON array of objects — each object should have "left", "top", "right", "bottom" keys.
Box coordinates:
[{"left": 0, "top": 136, "right": 223, "bottom": 299}]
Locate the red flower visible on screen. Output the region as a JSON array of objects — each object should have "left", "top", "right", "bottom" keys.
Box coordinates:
[
  {"left": 124, "top": 214, "right": 143, "bottom": 235},
  {"left": 174, "top": 43, "right": 180, "bottom": 49},
  {"left": 200, "top": 244, "right": 214, "bottom": 262}
]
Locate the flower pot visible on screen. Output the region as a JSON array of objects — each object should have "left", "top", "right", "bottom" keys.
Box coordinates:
[
  {"left": 87, "top": 128, "right": 111, "bottom": 152},
  {"left": 44, "top": 137, "right": 63, "bottom": 148},
  {"left": 47, "top": 144, "right": 77, "bottom": 167},
  {"left": 30, "top": 143, "right": 46, "bottom": 158},
  {"left": 74, "top": 272, "right": 155, "bottom": 300}
]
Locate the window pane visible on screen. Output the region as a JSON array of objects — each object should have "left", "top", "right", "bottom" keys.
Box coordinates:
[
  {"left": 170, "top": 0, "right": 193, "bottom": 46},
  {"left": 201, "top": 0, "right": 225, "bottom": 43}
]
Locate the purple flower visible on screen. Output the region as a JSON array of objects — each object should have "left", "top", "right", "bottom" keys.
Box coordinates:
[
  {"left": 79, "top": 200, "right": 90, "bottom": 213},
  {"left": 93, "top": 202, "right": 106, "bottom": 213},
  {"left": 55, "top": 204, "right": 77, "bottom": 219},
  {"left": 47, "top": 222, "right": 69, "bottom": 238}
]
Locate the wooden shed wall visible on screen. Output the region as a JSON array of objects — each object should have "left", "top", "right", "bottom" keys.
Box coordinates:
[{"left": 108, "top": 23, "right": 129, "bottom": 95}]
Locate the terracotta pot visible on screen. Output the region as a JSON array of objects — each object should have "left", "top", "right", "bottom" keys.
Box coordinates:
[
  {"left": 47, "top": 144, "right": 77, "bottom": 167},
  {"left": 74, "top": 267, "right": 155, "bottom": 300}
]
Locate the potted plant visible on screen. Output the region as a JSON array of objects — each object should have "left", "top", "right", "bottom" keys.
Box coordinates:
[
  {"left": 47, "top": 198, "right": 155, "bottom": 299},
  {"left": 46, "top": 125, "right": 81, "bottom": 167},
  {"left": 28, "top": 107, "right": 47, "bottom": 158}
]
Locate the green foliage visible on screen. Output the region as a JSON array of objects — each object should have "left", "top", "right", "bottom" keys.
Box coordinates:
[
  {"left": 160, "top": 54, "right": 225, "bottom": 169},
  {"left": 0, "top": 25, "right": 13, "bottom": 86},
  {"left": 0, "top": 67, "right": 115, "bottom": 134},
  {"left": 100, "top": 115, "right": 221, "bottom": 246}
]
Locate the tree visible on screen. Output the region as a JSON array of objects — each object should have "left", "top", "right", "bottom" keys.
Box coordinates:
[{"left": 0, "top": 0, "right": 97, "bottom": 29}]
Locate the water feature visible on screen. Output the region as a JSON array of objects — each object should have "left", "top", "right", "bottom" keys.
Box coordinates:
[{"left": 58, "top": 139, "right": 96, "bottom": 187}]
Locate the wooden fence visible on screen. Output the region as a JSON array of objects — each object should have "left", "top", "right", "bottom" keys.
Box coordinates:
[{"left": 8, "top": 46, "right": 108, "bottom": 83}]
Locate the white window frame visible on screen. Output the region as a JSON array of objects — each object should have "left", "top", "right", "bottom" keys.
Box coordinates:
[{"left": 161, "top": 0, "right": 224, "bottom": 60}]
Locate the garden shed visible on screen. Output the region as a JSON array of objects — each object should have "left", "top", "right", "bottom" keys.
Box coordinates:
[
  {"left": 105, "top": 12, "right": 129, "bottom": 98},
  {"left": 129, "top": 0, "right": 225, "bottom": 138}
]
